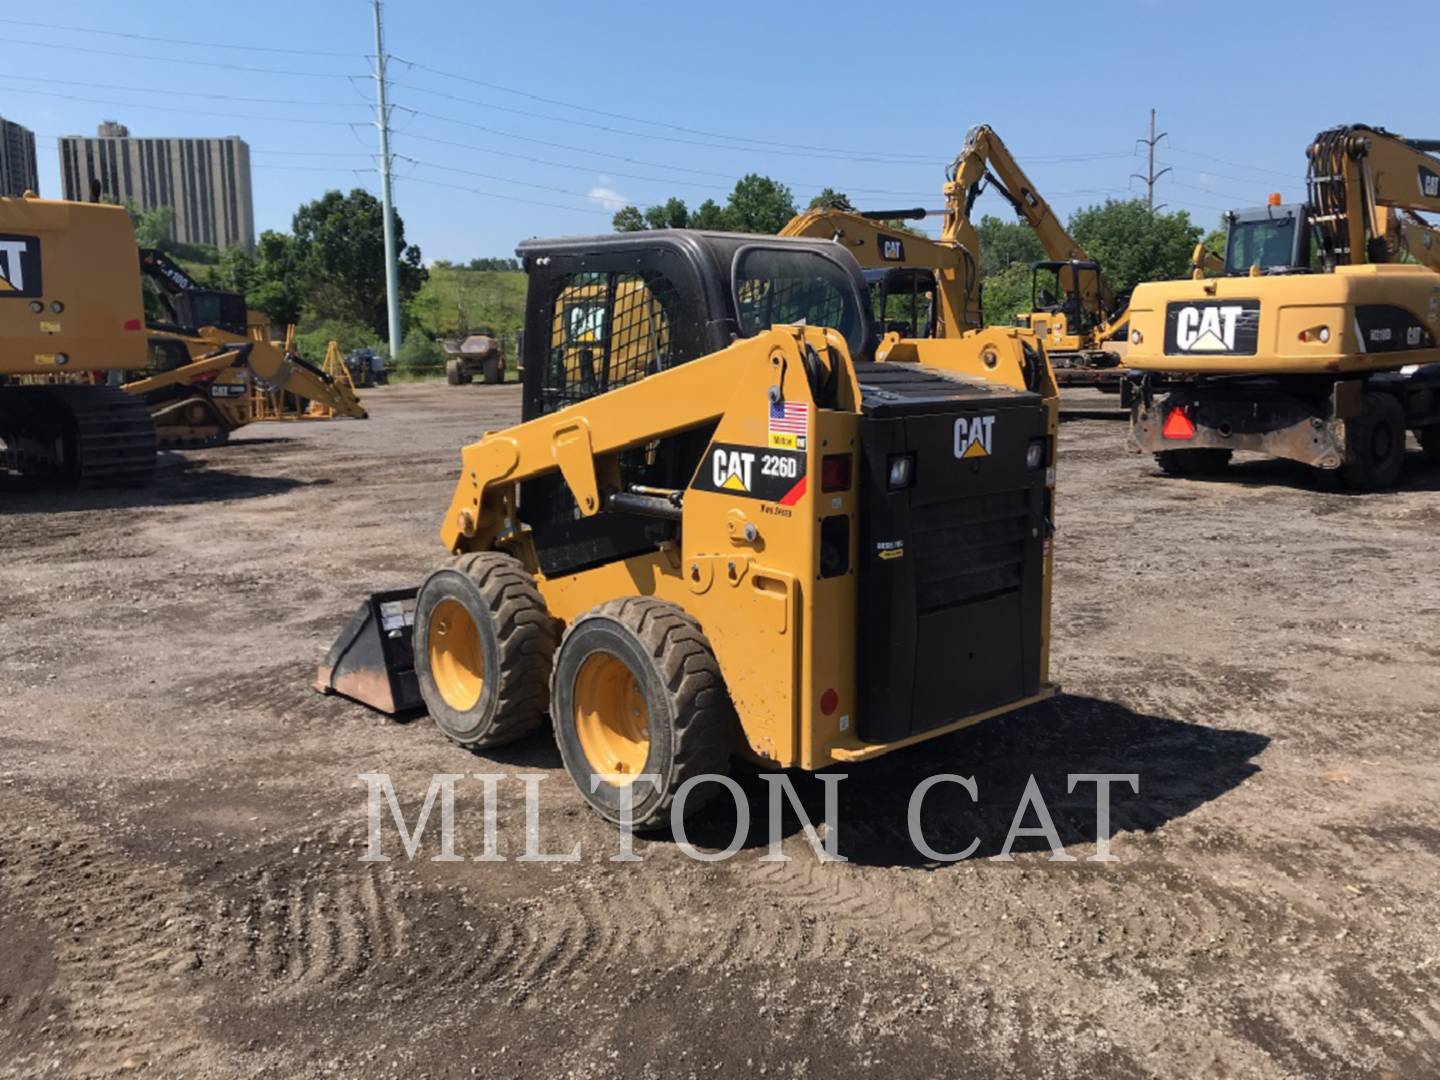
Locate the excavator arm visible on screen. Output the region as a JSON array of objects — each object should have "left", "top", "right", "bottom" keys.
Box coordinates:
[
  {"left": 1308, "top": 124, "right": 1440, "bottom": 270},
  {"left": 779, "top": 207, "right": 981, "bottom": 331},
  {"left": 943, "top": 125, "right": 1118, "bottom": 319}
]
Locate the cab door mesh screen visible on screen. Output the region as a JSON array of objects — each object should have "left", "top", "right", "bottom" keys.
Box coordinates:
[{"left": 542, "top": 270, "right": 681, "bottom": 414}]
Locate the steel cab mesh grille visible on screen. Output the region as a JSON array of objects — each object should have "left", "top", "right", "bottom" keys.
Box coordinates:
[{"left": 541, "top": 270, "right": 683, "bottom": 415}]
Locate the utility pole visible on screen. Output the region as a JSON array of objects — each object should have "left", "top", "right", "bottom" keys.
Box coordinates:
[
  {"left": 372, "top": 0, "right": 402, "bottom": 361},
  {"left": 1132, "top": 108, "right": 1171, "bottom": 212}
]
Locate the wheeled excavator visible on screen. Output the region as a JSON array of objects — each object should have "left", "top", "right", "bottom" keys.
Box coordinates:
[
  {"left": 1124, "top": 124, "right": 1440, "bottom": 489},
  {"left": 1, "top": 193, "right": 366, "bottom": 485},
  {"left": 781, "top": 125, "right": 1130, "bottom": 385},
  {"left": 318, "top": 229, "right": 1058, "bottom": 829}
]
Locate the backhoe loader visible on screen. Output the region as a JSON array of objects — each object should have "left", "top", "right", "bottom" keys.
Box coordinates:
[
  {"left": 319, "top": 230, "right": 1058, "bottom": 829},
  {"left": 781, "top": 125, "right": 1129, "bottom": 385},
  {"left": 1, "top": 192, "right": 365, "bottom": 485},
  {"left": 1124, "top": 124, "right": 1440, "bottom": 489}
]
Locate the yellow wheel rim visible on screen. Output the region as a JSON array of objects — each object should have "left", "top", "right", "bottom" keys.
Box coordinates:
[
  {"left": 573, "top": 651, "right": 650, "bottom": 786},
  {"left": 428, "top": 598, "right": 484, "bottom": 711}
]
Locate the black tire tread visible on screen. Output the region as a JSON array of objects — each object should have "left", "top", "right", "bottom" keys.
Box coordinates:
[
  {"left": 1341, "top": 391, "right": 1405, "bottom": 491},
  {"left": 561, "top": 596, "right": 735, "bottom": 823},
  {"left": 1154, "top": 448, "right": 1231, "bottom": 477},
  {"left": 448, "top": 551, "right": 556, "bottom": 747}
]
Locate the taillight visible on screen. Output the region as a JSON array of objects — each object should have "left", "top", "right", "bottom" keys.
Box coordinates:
[
  {"left": 123, "top": 318, "right": 142, "bottom": 331},
  {"left": 821, "top": 453, "right": 852, "bottom": 492},
  {"left": 1162, "top": 406, "right": 1196, "bottom": 440}
]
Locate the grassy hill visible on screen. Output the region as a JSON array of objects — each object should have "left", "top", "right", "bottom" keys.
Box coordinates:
[{"left": 408, "top": 267, "right": 527, "bottom": 344}]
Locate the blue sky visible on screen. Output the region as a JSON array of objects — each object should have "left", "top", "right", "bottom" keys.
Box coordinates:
[{"left": 1, "top": 1, "right": 1431, "bottom": 263}]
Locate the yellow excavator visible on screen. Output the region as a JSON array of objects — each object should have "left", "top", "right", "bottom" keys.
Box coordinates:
[
  {"left": 781, "top": 125, "right": 1130, "bottom": 385},
  {"left": 318, "top": 229, "right": 1058, "bottom": 828},
  {"left": 1, "top": 193, "right": 365, "bottom": 485},
  {"left": 1123, "top": 124, "right": 1440, "bottom": 489}
]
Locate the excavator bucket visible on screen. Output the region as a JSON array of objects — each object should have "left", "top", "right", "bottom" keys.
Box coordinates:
[{"left": 314, "top": 589, "right": 424, "bottom": 715}]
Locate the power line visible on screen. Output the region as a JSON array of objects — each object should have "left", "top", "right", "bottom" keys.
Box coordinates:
[
  {"left": 0, "top": 85, "right": 360, "bottom": 126},
  {"left": 390, "top": 82, "right": 948, "bottom": 166},
  {"left": 1166, "top": 147, "right": 1296, "bottom": 180},
  {"left": 0, "top": 16, "right": 358, "bottom": 56},
  {"left": 0, "top": 73, "right": 368, "bottom": 110},
  {"left": 2, "top": 36, "right": 362, "bottom": 78},
  {"left": 401, "top": 175, "right": 609, "bottom": 216}
]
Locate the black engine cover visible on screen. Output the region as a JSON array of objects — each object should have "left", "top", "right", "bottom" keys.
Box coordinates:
[{"left": 853, "top": 364, "right": 1048, "bottom": 743}]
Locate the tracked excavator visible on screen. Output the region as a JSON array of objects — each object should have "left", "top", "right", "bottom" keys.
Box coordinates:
[
  {"left": 1124, "top": 123, "right": 1440, "bottom": 489},
  {"left": 318, "top": 229, "right": 1058, "bottom": 829},
  {"left": 781, "top": 125, "right": 1130, "bottom": 385},
  {"left": 1, "top": 193, "right": 365, "bottom": 485}
]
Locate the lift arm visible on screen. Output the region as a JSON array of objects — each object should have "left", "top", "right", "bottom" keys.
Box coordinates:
[
  {"left": 125, "top": 332, "right": 368, "bottom": 419},
  {"left": 942, "top": 125, "right": 1117, "bottom": 319}
]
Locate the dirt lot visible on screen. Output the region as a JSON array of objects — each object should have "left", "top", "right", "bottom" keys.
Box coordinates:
[{"left": 2, "top": 382, "right": 1438, "bottom": 1079}]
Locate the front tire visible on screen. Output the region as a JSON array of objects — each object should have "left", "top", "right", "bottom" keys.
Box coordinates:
[
  {"left": 1341, "top": 392, "right": 1405, "bottom": 491},
  {"left": 414, "top": 553, "right": 557, "bottom": 748},
  {"left": 551, "top": 598, "right": 736, "bottom": 830}
]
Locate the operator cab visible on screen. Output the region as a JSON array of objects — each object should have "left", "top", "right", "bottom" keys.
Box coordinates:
[
  {"left": 864, "top": 267, "right": 938, "bottom": 339},
  {"left": 514, "top": 230, "right": 877, "bottom": 576},
  {"left": 1030, "top": 259, "right": 1103, "bottom": 334},
  {"left": 1222, "top": 202, "right": 1312, "bottom": 275}
]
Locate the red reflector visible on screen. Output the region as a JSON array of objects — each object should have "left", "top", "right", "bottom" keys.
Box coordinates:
[
  {"left": 123, "top": 318, "right": 142, "bottom": 331},
  {"left": 1162, "top": 406, "right": 1196, "bottom": 440},
  {"left": 821, "top": 453, "right": 852, "bottom": 492},
  {"left": 819, "top": 689, "right": 839, "bottom": 716}
]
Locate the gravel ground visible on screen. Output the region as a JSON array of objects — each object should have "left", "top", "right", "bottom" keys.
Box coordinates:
[{"left": 1, "top": 382, "right": 1437, "bottom": 1079}]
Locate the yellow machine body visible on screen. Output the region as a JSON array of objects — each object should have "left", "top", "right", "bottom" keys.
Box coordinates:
[
  {"left": 0, "top": 196, "right": 148, "bottom": 376},
  {"left": 1126, "top": 263, "right": 1440, "bottom": 376}
]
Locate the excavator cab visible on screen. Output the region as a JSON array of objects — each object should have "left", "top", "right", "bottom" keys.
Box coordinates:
[
  {"left": 1222, "top": 203, "right": 1311, "bottom": 275},
  {"left": 1030, "top": 260, "right": 1103, "bottom": 335},
  {"left": 864, "top": 267, "right": 938, "bottom": 339}
]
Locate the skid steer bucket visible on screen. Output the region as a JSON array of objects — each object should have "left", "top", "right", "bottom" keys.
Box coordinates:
[{"left": 314, "top": 589, "right": 424, "bottom": 715}]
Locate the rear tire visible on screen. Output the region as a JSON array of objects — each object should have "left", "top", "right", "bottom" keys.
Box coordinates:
[
  {"left": 445, "top": 359, "right": 462, "bottom": 386},
  {"left": 1341, "top": 392, "right": 1406, "bottom": 491},
  {"left": 551, "top": 598, "right": 736, "bottom": 830},
  {"left": 413, "top": 553, "right": 557, "bottom": 748},
  {"left": 1154, "top": 448, "right": 1232, "bottom": 477},
  {"left": 482, "top": 356, "right": 503, "bottom": 385}
]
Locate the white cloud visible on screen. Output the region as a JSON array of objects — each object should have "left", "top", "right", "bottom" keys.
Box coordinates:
[{"left": 588, "top": 186, "right": 630, "bottom": 212}]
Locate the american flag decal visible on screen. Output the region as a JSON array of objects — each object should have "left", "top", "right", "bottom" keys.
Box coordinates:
[{"left": 768, "top": 399, "right": 809, "bottom": 435}]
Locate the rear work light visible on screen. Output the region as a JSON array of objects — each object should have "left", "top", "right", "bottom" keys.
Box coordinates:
[
  {"left": 821, "top": 453, "right": 853, "bottom": 493},
  {"left": 886, "top": 452, "right": 915, "bottom": 490},
  {"left": 1161, "top": 406, "right": 1196, "bottom": 440}
]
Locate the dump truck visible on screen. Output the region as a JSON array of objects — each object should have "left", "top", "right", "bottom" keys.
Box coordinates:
[
  {"left": 1124, "top": 124, "right": 1440, "bottom": 489},
  {"left": 444, "top": 329, "right": 505, "bottom": 385},
  {"left": 319, "top": 230, "right": 1058, "bottom": 829}
]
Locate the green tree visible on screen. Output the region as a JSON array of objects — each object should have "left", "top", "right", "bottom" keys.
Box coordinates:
[
  {"left": 467, "top": 257, "right": 521, "bottom": 272},
  {"left": 690, "top": 199, "right": 728, "bottom": 230},
  {"left": 127, "top": 203, "right": 176, "bottom": 250},
  {"left": 976, "top": 214, "right": 1046, "bottom": 276},
  {"left": 612, "top": 205, "right": 647, "bottom": 232},
  {"left": 643, "top": 197, "right": 689, "bottom": 229},
  {"left": 291, "top": 189, "right": 427, "bottom": 338},
  {"left": 807, "top": 188, "right": 854, "bottom": 212},
  {"left": 395, "top": 332, "right": 446, "bottom": 375},
  {"left": 980, "top": 262, "right": 1035, "bottom": 327},
  {"left": 214, "top": 230, "right": 310, "bottom": 326},
  {"left": 726, "top": 174, "right": 796, "bottom": 233},
  {"left": 1067, "top": 199, "right": 1201, "bottom": 303}
]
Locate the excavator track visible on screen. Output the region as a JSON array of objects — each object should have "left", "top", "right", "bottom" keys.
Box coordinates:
[{"left": 0, "top": 383, "right": 158, "bottom": 487}]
